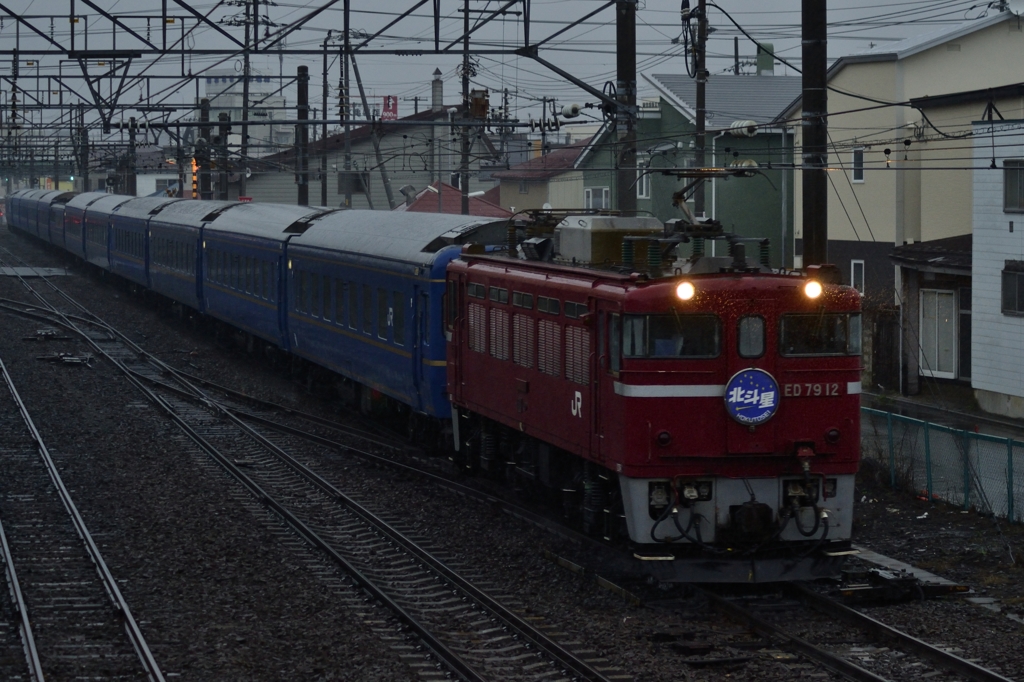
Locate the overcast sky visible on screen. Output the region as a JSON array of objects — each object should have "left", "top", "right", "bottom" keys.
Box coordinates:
[{"left": 0, "top": 0, "right": 1010, "bottom": 133}]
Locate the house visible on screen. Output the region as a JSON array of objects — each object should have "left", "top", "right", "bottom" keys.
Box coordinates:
[
  {"left": 563, "top": 72, "right": 800, "bottom": 268},
  {"left": 394, "top": 181, "right": 511, "bottom": 218},
  {"left": 779, "top": 10, "right": 1024, "bottom": 300},
  {"left": 233, "top": 70, "right": 499, "bottom": 208},
  {"left": 490, "top": 140, "right": 590, "bottom": 212},
  {"left": 636, "top": 72, "right": 802, "bottom": 268},
  {"left": 969, "top": 118, "right": 1024, "bottom": 418}
]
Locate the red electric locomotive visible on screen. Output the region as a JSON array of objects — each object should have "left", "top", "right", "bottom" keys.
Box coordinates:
[{"left": 446, "top": 214, "right": 861, "bottom": 582}]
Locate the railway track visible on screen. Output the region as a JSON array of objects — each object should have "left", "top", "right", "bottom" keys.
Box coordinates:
[
  {"left": 0, "top": 253, "right": 628, "bottom": 681},
  {"left": 697, "top": 583, "right": 1017, "bottom": 682},
  {"left": 6, "top": 244, "right": 1017, "bottom": 682},
  {"left": 0, "top": 356, "right": 164, "bottom": 681}
]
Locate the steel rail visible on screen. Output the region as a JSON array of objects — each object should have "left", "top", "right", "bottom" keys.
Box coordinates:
[
  {"left": 0, "top": 505, "right": 43, "bottom": 682},
  {"left": 0, "top": 357, "right": 166, "bottom": 682},
  {"left": 0, "top": 287, "right": 616, "bottom": 680},
  {"left": 100, "top": 359, "right": 489, "bottom": 682},
  {"left": 0, "top": 298, "right": 597, "bottom": 558},
  {"left": 696, "top": 586, "right": 892, "bottom": 682},
  {"left": 0, "top": 271, "right": 491, "bottom": 682},
  {"left": 205, "top": 402, "right": 618, "bottom": 682},
  {"left": 787, "top": 582, "right": 1018, "bottom": 682}
]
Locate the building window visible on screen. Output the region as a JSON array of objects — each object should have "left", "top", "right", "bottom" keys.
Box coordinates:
[
  {"left": 852, "top": 148, "right": 864, "bottom": 183},
  {"left": 585, "top": 187, "right": 610, "bottom": 210},
  {"left": 1004, "top": 160, "right": 1024, "bottom": 212},
  {"left": 518, "top": 180, "right": 529, "bottom": 194},
  {"left": 851, "top": 260, "right": 865, "bottom": 294},
  {"left": 920, "top": 289, "right": 956, "bottom": 379},
  {"left": 1002, "top": 261, "right": 1024, "bottom": 314},
  {"left": 637, "top": 167, "right": 650, "bottom": 199}
]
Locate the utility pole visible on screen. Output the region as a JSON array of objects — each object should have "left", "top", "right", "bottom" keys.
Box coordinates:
[
  {"left": 297, "top": 65, "right": 309, "bottom": 206},
  {"left": 53, "top": 139, "right": 59, "bottom": 191},
  {"left": 403, "top": 95, "right": 422, "bottom": 114},
  {"left": 322, "top": 34, "right": 330, "bottom": 206},
  {"left": 540, "top": 97, "right": 548, "bottom": 155},
  {"left": 460, "top": 0, "right": 470, "bottom": 214},
  {"left": 176, "top": 125, "right": 185, "bottom": 198},
  {"left": 615, "top": 0, "right": 637, "bottom": 215},
  {"left": 218, "top": 112, "right": 230, "bottom": 200},
  {"left": 239, "top": 0, "right": 251, "bottom": 199},
  {"left": 342, "top": 1, "right": 352, "bottom": 208},
  {"left": 351, "top": 56, "right": 397, "bottom": 209},
  {"left": 802, "top": 0, "right": 828, "bottom": 266},
  {"left": 78, "top": 104, "right": 88, "bottom": 193},
  {"left": 693, "top": 0, "right": 707, "bottom": 218},
  {"left": 127, "top": 117, "right": 137, "bottom": 197},
  {"left": 199, "top": 98, "right": 212, "bottom": 200}
]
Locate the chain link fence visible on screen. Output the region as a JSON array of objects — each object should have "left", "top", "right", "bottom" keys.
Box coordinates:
[{"left": 862, "top": 407, "right": 1024, "bottom": 523}]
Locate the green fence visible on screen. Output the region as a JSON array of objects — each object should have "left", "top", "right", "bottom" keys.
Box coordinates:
[{"left": 861, "top": 407, "right": 1024, "bottom": 523}]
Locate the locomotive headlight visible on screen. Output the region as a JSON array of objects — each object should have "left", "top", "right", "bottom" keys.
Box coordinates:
[
  {"left": 676, "top": 281, "right": 695, "bottom": 301},
  {"left": 804, "top": 280, "right": 822, "bottom": 299}
]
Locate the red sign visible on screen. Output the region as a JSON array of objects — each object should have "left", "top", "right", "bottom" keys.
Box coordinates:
[
  {"left": 238, "top": 196, "right": 253, "bottom": 203},
  {"left": 381, "top": 95, "right": 398, "bottom": 121}
]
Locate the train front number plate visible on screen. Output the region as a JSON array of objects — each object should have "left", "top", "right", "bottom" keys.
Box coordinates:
[{"left": 782, "top": 382, "right": 841, "bottom": 397}]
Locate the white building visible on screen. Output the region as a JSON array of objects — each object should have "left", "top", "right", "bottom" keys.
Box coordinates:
[
  {"left": 972, "top": 119, "right": 1024, "bottom": 418},
  {"left": 202, "top": 69, "right": 294, "bottom": 158}
]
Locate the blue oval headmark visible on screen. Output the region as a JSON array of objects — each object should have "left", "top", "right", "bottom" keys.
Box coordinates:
[{"left": 724, "top": 368, "right": 780, "bottom": 426}]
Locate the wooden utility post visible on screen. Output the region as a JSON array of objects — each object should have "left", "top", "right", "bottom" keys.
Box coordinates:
[
  {"left": 693, "top": 0, "right": 707, "bottom": 218},
  {"left": 199, "top": 99, "right": 212, "bottom": 200},
  {"left": 460, "top": 0, "right": 470, "bottom": 214},
  {"left": 615, "top": 0, "right": 637, "bottom": 215},
  {"left": 342, "top": 1, "right": 352, "bottom": 208},
  {"left": 297, "top": 65, "right": 309, "bottom": 206},
  {"left": 801, "top": 0, "right": 828, "bottom": 266},
  {"left": 239, "top": 0, "right": 252, "bottom": 199}
]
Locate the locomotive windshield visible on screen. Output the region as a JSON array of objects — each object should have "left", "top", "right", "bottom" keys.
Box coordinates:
[
  {"left": 623, "top": 314, "right": 720, "bottom": 358},
  {"left": 779, "top": 312, "right": 862, "bottom": 356}
]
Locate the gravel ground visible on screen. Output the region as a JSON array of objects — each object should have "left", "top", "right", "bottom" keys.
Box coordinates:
[{"left": 1, "top": 224, "right": 1022, "bottom": 681}]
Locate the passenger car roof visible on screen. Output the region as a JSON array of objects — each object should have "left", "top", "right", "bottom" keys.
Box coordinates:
[
  {"left": 111, "top": 196, "right": 183, "bottom": 219},
  {"left": 292, "top": 209, "right": 506, "bottom": 265},
  {"left": 204, "top": 202, "right": 334, "bottom": 241},
  {"left": 148, "top": 199, "right": 239, "bottom": 229},
  {"left": 65, "top": 192, "right": 124, "bottom": 211}
]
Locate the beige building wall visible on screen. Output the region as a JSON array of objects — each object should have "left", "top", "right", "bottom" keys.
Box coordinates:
[
  {"left": 546, "top": 171, "right": 584, "bottom": 209},
  {"left": 792, "top": 17, "right": 1024, "bottom": 255},
  {"left": 499, "top": 179, "right": 549, "bottom": 212}
]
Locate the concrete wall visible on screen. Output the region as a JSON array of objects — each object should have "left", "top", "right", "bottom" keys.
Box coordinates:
[{"left": 971, "top": 121, "right": 1024, "bottom": 413}]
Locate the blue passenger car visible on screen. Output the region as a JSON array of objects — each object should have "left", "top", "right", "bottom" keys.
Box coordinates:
[
  {"left": 62, "top": 193, "right": 111, "bottom": 260},
  {"left": 202, "top": 202, "right": 333, "bottom": 348},
  {"left": 14, "top": 190, "right": 47, "bottom": 237},
  {"left": 108, "top": 197, "right": 182, "bottom": 287},
  {"left": 286, "top": 211, "right": 507, "bottom": 417},
  {"left": 45, "top": 193, "right": 76, "bottom": 247},
  {"left": 148, "top": 199, "right": 237, "bottom": 310},
  {"left": 83, "top": 194, "right": 133, "bottom": 270},
  {"left": 4, "top": 190, "right": 29, "bottom": 233}
]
